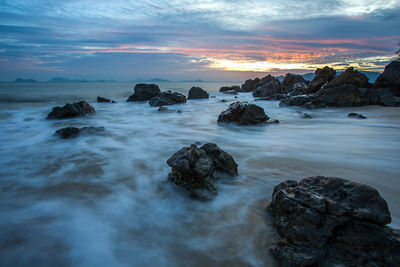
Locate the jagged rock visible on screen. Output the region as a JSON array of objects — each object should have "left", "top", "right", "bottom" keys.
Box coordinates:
[
  {"left": 288, "top": 82, "right": 308, "bottom": 96},
  {"left": 218, "top": 101, "right": 269, "bottom": 125},
  {"left": 149, "top": 91, "right": 187, "bottom": 107},
  {"left": 266, "top": 176, "right": 399, "bottom": 267},
  {"left": 55, "top": 126, "right": 105, "bottom": 139},
  {"left": 326, "top": 67, "right": 370, "bottom": 88},
  {"left": 252, "top": 75, "right": 283, "bottom": 97},
  {"left": 127, "top": 84, "right": 160, "bottom": 101},
  {"left": 282, "top": 73, "right": 308, "bottom": 93},
  {"left": 167, "top": 143, "right": 238, "bottom": 200},
  {"left": 188, "top": 87, "right": 209, "bottom": 99},
  {"left": 307, "top": 66, "right": 336, "bottom": 93},
  {"left": 47, "top": 101, "right": 95, "bottom": 119},
  {"left": 97, "top": 96, "right": 116, "bottom": 103},
  {"left": 220, "top": 86, "right": 240, "bottom": 92},
  {"left": 348, "top": 112, "right": 367, "bottom": 119},
  {"left": 240, "top": 78, "right": 260, "bottom": 92},
  {"left": 374, "top": 61, "right": 400, "bottom": 96}
]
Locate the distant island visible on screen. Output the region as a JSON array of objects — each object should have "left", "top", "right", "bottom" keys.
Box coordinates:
[{"left": 14, "top": 78, "right": 38, "bottom": 83}]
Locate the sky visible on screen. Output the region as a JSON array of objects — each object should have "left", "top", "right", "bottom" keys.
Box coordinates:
[{"left": 0, "top": 0, "right": 399, "bottom": 81}]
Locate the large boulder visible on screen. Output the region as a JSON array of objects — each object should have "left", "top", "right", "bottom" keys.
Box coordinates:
[
  {"left": 374, "top": 61, "right": 400, "bottom": 96},
  {"left": 167, "top": 143, "right": 238, "bottom": 200},
  {"left": 127, "top": 84, "right": 160, "bottom": 101},
  {"left": 266, "top": 176, "right": 399, "bottom": 266},
  {"left": 149, "top": 91, "right": 187, "bottom": 107},
  {"left": 218, "top": 101, "right": 269, "bottom": 125},
  {"left": 282, "top": 73, "right": 308, "bottom": 93},
  {"left": 188, "top": 87, "right": 209, "bottom": 99},
  {"left": 252, "top": 75, "right": 283, "bottom": 97},
  {"left": 326, "top": 67, "right": 370, "bottom": 88},
  {"left": 307, "top": 66, "right": 336, "bottom": 93},
  {"left": 47, "top": 101, "right": 95, "bottom": 119},
  {"left": 240, "top": 78, "right": 260, "bottom": 92}
]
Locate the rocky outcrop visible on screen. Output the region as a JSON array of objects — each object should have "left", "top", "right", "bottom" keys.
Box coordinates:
[
  {"left": 188, "top": 87, "right": 209, "bottom": 99},
  {"left": 282, "top": 73, "right": 308, "bottom": 95},
  {"left": 149, "top": 91, "right": 187, "bottom": 107},
  {"left": 307, "top": 66, "right": 336, "bottom": 93},
  {"left": 97, "top": 96, "right": 116, "bottom": 103},
  {"left": 47, "top": 101, "right": 95, "bottom": 119},
  {"left": 240, "top": 78, "right": 260, "bottom": 92},
  {"left": 252, "top": 75, "right": 284, "bottom": 97},
  {"left": 55, "top": 126, "right": 105, "bottom": 139},
  {"left": 127, "top": 84, "right": 160, "bottom": 101},
  {"left": 218, "top": 101, "right": 269, "bottom": 125},
  {"left": 167, "top": 143, "right": 238, "bottom": 200},
  {"left": 374, "top": 61, "right": 400, "bottom": 96},
  {"left": 220, "top": 86, "right": 240, "bottom": 92},
  {"left": 326, "top": 67, "right": 370, "bottom": 88},
  {"left": 266, "top": 176, "right": 400, "bottom": 267}
]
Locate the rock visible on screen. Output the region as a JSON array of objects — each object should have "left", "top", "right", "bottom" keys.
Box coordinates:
[
  {"left": 268, "top": 119, "right": 280, "bottom": 124},
  {"left": 97, "top": 96, "right": 116, "bottom": 103},
  {"left": 302, "top": 113, "right": 312, "bottom": 119},
  {"left": 167, "top": 143, "right": 238, "bottom": 200},
  {"left": 326, "top": 67, "right": 370, "bottom": 88},
  {"left": 217, "top": 101, "right": 269, "bottom": 125},
  {"left": 280, "top": 95, "right": 315, "bottom": 109},
  {"left": 149, "top": 91, "right": 187, "bottom": 107},
  {"left": 282, "top": 73, "right": 308, "bottom": 93},
  {"left": 266, "top": 176, "right": 399, "bottom": 266},
  {"left": 374, "top": 61, "right": 400, "bottom": 96},
  {"left": 288, "top": 82, "right": 308, "bottom": 96},
  {"left": 314, "top": 84, "right": 363, "bottom": 107},
  {"left": 55, "top": 127, "right": 80, "bottom": 138},
  {"left": 158, "top": 106, "right": 168, "bottom": 112},
  {"left": 188, "top": 87, "right": 209, "bottom": 99},
  {"left": 220, "top": 86, "right": 240, "bottom": 92},
  {"left": 240, "top": 78, "right": 260, "bottom": 92},
  {"left": 252, "top": 75, "right": 283, "bottom": 97},
  {"left": 127, "top": 84, "right": 160, "bottom": 101},
  {"left": 47, "top": 101, "right": 95, "bottom": 119},
  {"left": 254, "top": 94, "right": 288, "bottom": 101},
  {"left": 307, "top": 66, "right": 336, "bottom": 93},
  {"left": 220, "top": 99, "right": 227, "bottom": 103},
  {"left": 348, "top": 112, "right": 367, "bottom": 119},
  {"left": 55, "top": 126, "right": 105, "bottom": 139},
  {"left": 221, "top": 90, "right": 238, "bottom": 95}
]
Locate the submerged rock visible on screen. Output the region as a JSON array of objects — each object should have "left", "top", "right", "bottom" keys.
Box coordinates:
[
  {"left": 97, "top": 96, "right": 116, "bottom": 103},
  {"left": 302, "top": 112, "right": 312, "bottom": 119},
  {"left": 326, "top": 67, "right": 370, "bottom": 89},
  {"left": 348, "top": 112, "right": 367, "bottom": 119},
  {"left": 55, "top": 126, "right": 105, "bottom": 139},
  {"left": 167, "top": 143, "right": 238, "bottom": 200},
  {"left": 47, "top": 101, "right": 95, "bottom": 119},
  {"left": 266, "top": 176, "right": 399, "bottom": 266},
  {"left": 218, "top": 101, "right": 269, "bottom": 125},
  {"left": 127, "top": 84, "right": 160, "bottom": 101},
  {"left": 307, "top": 66, "right": 336, "bottom": 93},
  {"left": 374, "top": 61, "right": 400, "bottom": 96},
  {"left": 149, "top": 91, "right": 187, "bottom": 107},
  {"left": 188, "top": 87, "right": 209, "bottom": 99},
  {"left": 220, "top": 86, "right": 240, "bottom": 93}
]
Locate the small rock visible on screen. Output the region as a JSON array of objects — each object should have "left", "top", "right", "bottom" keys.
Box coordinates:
[
  {"left": 97, "top": 96, "right": 116, "bottom": 103},
  {"left": 188, "top": 87, "right": 209, "bottom": 99},
  {"left": 268, "top": 119, "right": 280, "bottom": 124},
  {"left": 302, "top": 113, "right": 312, "bottom": 119},
  {"left": 218, "top": 101, "right": 269, "bottom": 125},
  {"left": 220, "top": 86, "right": 240, "bottom": 92},
  {"left": 158, "top": 106, "right": 168, "bottom": 112},
  {"left": 220, "top": 99, "right": 227, "bottom": 102},
  {"left": 47, "top": 101, "right": 95, "bottom": 119},
  {"left": 55, "top": 127, "right": 80, "bottom": 138},
  {"left": 348, "top": 112, "right": 367, "bottom": 119}
]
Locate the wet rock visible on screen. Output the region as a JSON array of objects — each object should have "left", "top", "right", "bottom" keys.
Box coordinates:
[
  {"left": 268, "top": 119, "right": 280, "bottom": 124},
  {"left": 218, "top": 101, "right": 269, "bottom": 125},
  {"left": 266, "top": 176, "right": 399, "bottom": 267},
  {"left": 282, "top": 73, "right": 308, "bottom": 93},
  {"left": 97, "top": 96, "right": 116, "bottom": 103},
  {"left": 158, "top": 106, "right": 168, "bottom": 112},
  {"left": 167, "top": 143, "right": 238, "bottom": 200},
  {"left": 348, "top": 112, "right": 367, "bottom": 119},
  {"left": 240, "top": 78, "right": 260, "bottom": 92},
  {"left": 127, "top": 84, "right": 160, "bottom": 101},
  {"left": 188, "top": 87, "right": 209, "bottom": 99},
  {"left": 221, "top": 90, "right": 238, "bottom": 95},
  {"left": 47, "top": 101, "right": 95, "bottom": 119},
  {"left": 254, "top": 94, "right": 288, "bottom": 101},
  {"left": 326, "top": 67, "right": 370, "bottom": 89},
  {"left": 149, "top": 91, "right": 187, "bottom": 107},
  {"left": 302, "top": 113, "right": 312, "bottom": 119},
  {"left": 220, "top": 86, "right": 240, "bottom": 92},
  {"left": 55, "top": 126, "right": 105, "bottom": 139},
  {"left": 288, "top": 82, "right": 308, "bottom": 96},
  {"left": 307, "top": 66, "right": 336, "bottom": 93},
  {"left": 220, "top": 99, "right": 227, "bottom": 102},
  {"left": 374, "top": 61, "right": 400, "bottom": 96},
  {"left": 252, "top": 75, "right": 283, "bottom": 97},
  {"left": 280, "top": 95, "right": 315, "bottom": 108}
]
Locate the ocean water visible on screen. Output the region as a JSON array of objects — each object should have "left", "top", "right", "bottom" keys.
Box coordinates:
[{"left": 0, "top": 82, "right": 399, "bottom": 266}]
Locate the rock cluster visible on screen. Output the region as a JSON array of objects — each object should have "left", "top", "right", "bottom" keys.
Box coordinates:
[
  {"left": 252, "top": 75, "right": 284, "bottom": 97},
  {"left": 267, "top": 176, "right": 400, "bottom": 266},
  {"left": 188, "top": 87, "right": 209, "bottom": 99},
  {"left": 167, "top": 143, "right": 238, "bottom": 200},
  {"left": 326, "top": 66, "right": 370, "bottom": 89},
  {"left": 307, "top": 66, "right": 336, "bottom": 94},
  {"left": 374, "top": 60, "right": 400, "bottom": 96},
  {"left": 55, "top": 126, "right": 105, "bottom": 139},
  {"left": 149, "top": 91, "right": 187, "bottom": 107},
  {"left": 47, "top": 101, "right": 95, "bottom": 119},
  {"left": 282, "top": 73, "right": 308, "bottom": 96},
  {"left": 218, "top": 101, "right": 270, "bottom": 125}
]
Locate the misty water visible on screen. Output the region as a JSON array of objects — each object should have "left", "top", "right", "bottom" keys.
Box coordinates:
[{"left": 1, "top": 82, "right": 400, "bottom": 266}]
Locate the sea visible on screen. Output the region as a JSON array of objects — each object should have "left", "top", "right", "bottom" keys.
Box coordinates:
[{"left": 1, "top": 81, "right": 399, "bottom": 266}]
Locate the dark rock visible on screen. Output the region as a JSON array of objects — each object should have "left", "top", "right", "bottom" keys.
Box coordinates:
[
  {"left": 254, "top": 94, "right": 288, "bottom": 101},
  {"left": 97, "top": 96, "right": 116, "bottom": 103},
  {"left": 167, "top": 143, "right": 238, "bottom": 200},
  {"left": 47, "top": 101, "right": 95, "bottom": 119},
  {"left": 315, "top": 84, "right": 363, "bottom": 107},
  {"left": 240, "top": 78, "right": 260, "bottom": 92},
  {"left": 127, "top": 84, "right": 160, "bottom": 101},
  {"left": 268, "top": 119, "right": 280, "bottom": 124},
  {"left": 348, "top": 112, "right": 367, "bottom": 119},
  {"left": 307, "top": 66, "right": 336, "bottom": 93},
  {"left": 266, "top": 176, "right": 398, "bottom": 266},
  {"left": 158, "top": 106, "right": 168, "bottom": 112},
  {"left": 149, "top": 91, "right": 187, "bottom": 107},
  {"left": 288, "top": 82, "right": 308, "bottom": 96},
  {"left": 234, "top": 96, "right": 238, "bottom": 98},
  {"left": 326, "top": 67, "right": 370, "bottom": 88},
  {"left": 188, "top": 87, "right": 209, "bottom": 99},
  {"left": 282, "top": 73, "right": 308, "bottom": 93},
  {"left": 220, "top": 99, "right": 227, "bottom": 103},
  {"left": 280, "top": 95, "right": 315, "bottom": 108},
  {"left": 302, "top": 113, "right": 312, "bottom": 119},
  {"left": 220, "top": 86, "right": 240, "bottom": 92},
  {"left": 221, "top": 90, "right": 238, "bottom": 95},
  {"left": 374, "top": 61, "right": 400, "bottom": 96},
  {"left": 55, "top": 127, "right": 80, "bottom": 138},
  {"left": 217, "top": 101, "right": 269, "bottom": 125},
  {"left": 252, "top": 75, "right": 283, "bottom": 97},
  {"left": 177, "top": 110, "right": 183, "bottom": 113}
]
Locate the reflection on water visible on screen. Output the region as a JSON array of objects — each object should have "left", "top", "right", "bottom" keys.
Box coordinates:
[{"left": 0, "top": 82, "right": 399, "bottom": 266}]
